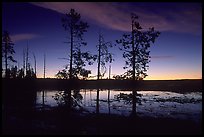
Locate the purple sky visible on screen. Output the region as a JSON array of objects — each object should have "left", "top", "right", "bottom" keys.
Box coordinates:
[{"left": 2, "top": 2, "right": 202, "bottom": 80}]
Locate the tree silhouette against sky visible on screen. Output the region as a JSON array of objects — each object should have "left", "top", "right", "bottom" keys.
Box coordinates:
[
  {"left": 96, "top": 33, "right": 114, "bottom": 80},
  {"left": 2, "top": 31, "right": 16, "bottom": 78},
  {"left": 61, "top": 9, "right": 94, "bottom": 80},
  {"left": 116, "top": 13, "right": 160, "bottom": 80}
]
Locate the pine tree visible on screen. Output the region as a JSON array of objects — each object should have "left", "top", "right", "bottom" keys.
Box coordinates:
[
  {"left": 61, "top": 9, "right": 94, "bottom": 79},
  {"left": 116, "top": 13, "right": 160, "bottom": 80},
  {"left": 2, "top": 31, "right": 16, "bottom": 78}
]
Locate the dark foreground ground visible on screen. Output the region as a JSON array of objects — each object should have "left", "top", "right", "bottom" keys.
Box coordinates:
[{"left": 2, "top": 107, "right": 202, "bottom": 135}]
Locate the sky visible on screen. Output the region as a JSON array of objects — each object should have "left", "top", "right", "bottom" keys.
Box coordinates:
[{"left": 2, "top": 2, "right": 202, "bottom": 80}]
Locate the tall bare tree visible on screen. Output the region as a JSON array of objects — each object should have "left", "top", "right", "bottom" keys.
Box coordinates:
[
  {"left": 96, "top": 33, "right": 114, "bottom": 80},
  {"left": 25, "top": 43, "right": 29, "bottom": 76},
  {"left": 23, "top": 48, "right": 26, "bottom": 78},
  {"left": 33, "top": 52, "right": 37, "bottom": 78},
  {"left": 44, "top": 53, "right": 46, "bottom": 79}
]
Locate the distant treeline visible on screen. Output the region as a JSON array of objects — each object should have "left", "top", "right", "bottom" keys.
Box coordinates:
[{"left": 2, "top": 78, "right": 202, "bottom": 92}]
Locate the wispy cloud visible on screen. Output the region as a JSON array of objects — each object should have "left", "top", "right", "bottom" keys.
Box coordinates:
[
  {"left": 11, "top": 33, "right": 41, "bottom": 42},
  {"left": 31, "top": 2, "right": 202, "bottom": 35},
  {"left": 151, "top": 55, "right": 174, "bottom": 59}
]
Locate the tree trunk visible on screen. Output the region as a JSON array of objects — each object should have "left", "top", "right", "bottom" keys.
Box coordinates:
[
  {"left": 109, "top": 65, "right": 111, "bottom": 79},
  {"left": 44, "top": 53, "right": 46, "bottom": 78},
  {"left": 132, "top": 20, "right": 136, "bottom": 80},
  {"left": 23, "top": 49, "right": 25, "bottom": 78},
  {"left": 69, "top": 25, "right": 73, "bottom": 80},
  {"left": 33, "top": 53, "right": 37, "bottom": 76},
  {"left": 26, "top": 44, "right": 29, "bottom": 76},
  {"left": 5, "top": 41, "right": 8, "bottom": 78},
  {"left": 97, "top": 34, "right": 101, "bottom": 80}
]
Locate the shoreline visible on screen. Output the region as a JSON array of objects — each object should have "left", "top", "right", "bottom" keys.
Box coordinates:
[{"left": 2, "top": 79, "right": 202, "bottom": 92}]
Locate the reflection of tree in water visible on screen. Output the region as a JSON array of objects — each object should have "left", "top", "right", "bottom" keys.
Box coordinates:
[
  {"left": 114, "top": 92, "right": 142, "bottom": 105},
  {"left": 72, "top": 90, "right": 83, "bottom": 107},
  {"left": 53, "top": 89, "right": 83, "bottom": 109}
]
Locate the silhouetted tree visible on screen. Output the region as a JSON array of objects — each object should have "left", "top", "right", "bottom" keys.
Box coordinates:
[
  {"left": 10, "top": 65, "right": 18, "bottom": 78},
  {"left": 79, "top": 68, "right": 91, "bottom": 80},
  {"left": 17, "top": 68, "right": 24, "bottom": 78},
  {"left": 2, "top": 31, "right": 17, "bottom": 78},
  {"left": 72, "top": 49, "right": 95, "bottom": 79},
  {"left": 62, "top": 9, "right": 94, "bottom": 79},
  {"left": 113, "top": 74, "right": 125, "bottom": 80},
  {"left": 25, "top": 63, "right": 35, "bottom": 78},
  {"left": 22, "top": 44, "right": 36, "bottom": 79},
  {"left": 96, "top": 33, "right": 114, "bottom": 80},
  {"left": 25, "top": 44, "right": 29, "bottom": 76},
  {"left": 33, "top": 52, "right": 37, "bottom": 77},
  {"left": 55, "top": 69, "right": 69, "bottom": 79},
  {"left": 44, "top": 53, "right": 46, "bottom": 78},
  {"left": 116, "top": 13, "right": 160, "bottom": 80},
  {"left": 5, "top": 68, "right": 11, "bottom": 78},
  {"left": 22, "top": 49, "right": 26, "bottom": 78}
]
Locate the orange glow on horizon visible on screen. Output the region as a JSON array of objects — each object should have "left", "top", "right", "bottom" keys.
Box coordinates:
[
  {"left": 36, "top": 67, "right": 202, "bottom": 80},
  {"left": 36, "top": 74, "right": 202, "bottom": 80},
  {"left": 145, "top": 72, "right": 202, "bottom": 80}
]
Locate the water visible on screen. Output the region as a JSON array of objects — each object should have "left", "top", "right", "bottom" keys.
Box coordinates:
[{"left": 36, "top": 89, "right": 202, "bottom": 123}]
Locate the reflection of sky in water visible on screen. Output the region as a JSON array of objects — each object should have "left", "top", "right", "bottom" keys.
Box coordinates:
[{"left": 36, "top": 90, "right": 202, "bottom": 123}]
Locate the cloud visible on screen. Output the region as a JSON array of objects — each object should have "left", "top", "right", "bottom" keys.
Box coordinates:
[
  {"left": 151, "top": 55, "right": 174, "bottom": 59},
  {"left": 31, "top": 2, "right": 202, "bottom": 35},
  {"left": 11, "top": 33, "right": 41, "bottom": 42}
]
